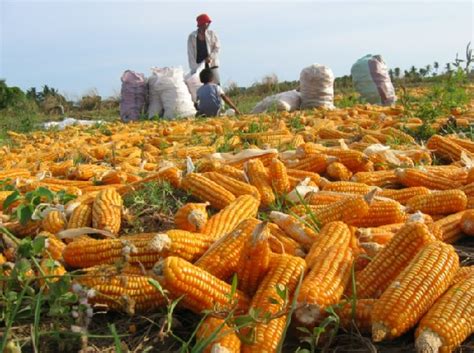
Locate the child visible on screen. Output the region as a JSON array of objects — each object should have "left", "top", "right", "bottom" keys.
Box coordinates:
[{"left": 196, "top": 68, "right": 241, "bottom": 117}]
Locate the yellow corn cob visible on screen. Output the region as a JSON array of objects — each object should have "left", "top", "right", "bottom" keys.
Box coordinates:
[
  {"left": 195, "top": 317, "right": 240, "bottom": 353},
  {"left": 116, "top": 166, "right": 183, "bottom": 194},
  {"left": 326, "top": 161, "right": 352, "bottom": 181},
  {"left": 381, "top": 127, "right": 417, "bottom": 145},
  {"left": 432, "top": 211, "right": 466, "bottom": 243},
  {"left": 63, "top": 230, "right": 213, "bottom": 268},
  {"left": 372, "top": 241, "right": 459, "bottom": 342},
  {"left": 290, "top": 134, "right": 306, "bottom": 148},
  {"left": 242, "top": 254, "right": 306, "bottom": 353},
  {"left": 202, "top": 172, "right": 260, "bottom": 200},
  {"left": 337, "top": 298, "right": 376, "bottom": 333},
  {"left": 295, "top": 246, "right": 353, "bottom": 325},
  {"left": 269, "top": 158, "right": 290, "bottom": 195},
  {"left": 76, "top": 264, "right": 165, "bottom": 313},
  {"left": 426, "top": 134, "right": 471, "bottom": 161},
  {"left": 49, "top": 160, "right": 74, "bottom": 177},
  {"left": 269, "top": 211, "right": 318, "bottom": 249},
  {"left": 92, "top": 188, "right": 123, "bottom": 234},
  {"left": 154, "top": 256, "right": 250, "bottom": 314},
  {"left": 451, "top": 266, "right": 474, "bottom": 285},
  {"left": 38, "top": 231, "right": 66, "bottom": 261},
  {"left": 296, "top": 142, "right": 327, "bottom": 157},
  {"left": 462, "top": 182, "right": 474, "bottom": 197},
  {"left": 195, "top": 219, "right": 261, "bottom": 280},
  {"left": 304, "top": 191, "right": 347, "bottom": 205},
  {"left": 38, "top": 259, "right": 66, "bottom": 287},
  {"left": 305, "top": 221, "right": 351, "bottom": 269},
  {"left": 99, "top": 170, "right": 127, "bottom": 185},
  {"left": 460, "top": 209, "right": 474, "bottom": 236},
  {"left": 236, "top": 222, "right": 271, "bottom": 296},
  {"left": 286, "top": 153, "right": 333, "bottom": 174},
  {"left": 447, "top": 134, "right": 474, "bottom": 153},
  {"left": 425, "top": 166, "right": 468, "bottom": 185},
  {"left": 324, "top": 148, "right": 370, "bottom": 172},
  {"left": 0, "top": 168, "right": 31, "bottom": 180},
  {"left": 4, "top": 220, "right": 41, "bottom": 238},
  {"left": 266, "top": 222, "right": 306, "bottom": 257},
  {"left": 181, "top": 173, "right": 236, "bottom": 210},
  {"left": 42, "top": 210, "right": 67, "bottom": 234},
  {"left": 201, "top": 195, "right": 260, "bottom": 241},
  {"left": 356, "top": 227, "right": 394, "bottom": 245},
  {"left": 415, "top": 275, "right": 473, "bottom": 353},
  {"left": 67, "top": 203, "right": 93, "bottom": 229},
  {"left": 352, "top": 170, "right": 399, "bottom": 188},
  {"left": 41, "top": 178, "right": 92, "bottom": 188},
  {"left": 245, "top": 159, "right": 275, "bottom": 207},
  {"left": 216, "top": 164, "right": 247, "bottom": 182},
  {"left": 351, "top": 199, "right": 407, "bottom": 227},
  {"left": 286, "top": 169, "right": 321, "bottom": 186},
  {"left": 174, "top": 202, "right": 209, "bottom": 232},
  {"left": 317, "top": 128, "right": 353, "bottom": 140},
  {"left": 68, "top": 164, "right": 110, "bottom": 180},
  {"left": 395, "top": 168, "right": 461, "bottom": 190},
  {"left": 322, "top": 181, "right": 376, "bottom": 195},
  {"left": 377, "top": 187, "right": 431, "bottom": 205},
  {"left": 406, "top": 189, "right": 467, "bottom": 215},
  {"left": 355, "top": 220, "right": 436, "bottom": 299},
  {"left": 467, "top": 168, "right": 474, "bottom": 184}
]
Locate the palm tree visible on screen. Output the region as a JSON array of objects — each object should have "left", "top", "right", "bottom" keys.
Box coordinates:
[
  {"left": 388, "top": 69, "right": 394, "bottom": 80},
  {"left": 425, "top": 65, "right": 431, "bottom": 77},
  {"left": 445, "top": 63, "right": 452, "bottom": 73},
  {"left": 433, "top": 61, "right": 439, "bottom": 75},
  {"left": 394, "top": 67, "right": 401, "bottom": 79}
]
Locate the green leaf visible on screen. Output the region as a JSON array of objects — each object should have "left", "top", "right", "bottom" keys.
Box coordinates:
[
  {"left": 229, "top": 273, "right": 238, "bottom": 299},
  {"left": 296, "top": 326, "right": 311, "bottom": 334},
  {"left": 275, "top": 283, "right": 288, "bottom": 301},
  {"left": 2, "top": 190, "right": 20, "bottom": 210},
  {"left": 36, "top": 187, "right": 54, "bottom": 202},
  {"left": 17, "top": 204, "right": 34, "bottom": 225},
  {"left": 268, "top": 297, "right": 280, "bottom": 305},
  {"left": 233, "top": 315, "right": 255, "bottom": 328},
  {"left": 148, "top": 278, "right": 167, "bottom": 298},
  {"left": 32, "top": 236, "right": 46, "bottom": 255}
]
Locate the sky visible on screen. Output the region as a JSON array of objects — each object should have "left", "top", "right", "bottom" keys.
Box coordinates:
[{"left": 0, "top": 0, "right": 473, "bottom": 99}]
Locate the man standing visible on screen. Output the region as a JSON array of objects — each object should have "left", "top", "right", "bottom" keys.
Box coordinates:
[{"left": 187, "top": 13, "right": 221, "bottom": 84}]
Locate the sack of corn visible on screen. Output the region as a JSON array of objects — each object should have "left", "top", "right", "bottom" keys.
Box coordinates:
[
  {"left": 251, "top": 89, "right": 301, "bottom": 114},
  {"left": 299, "top": 64, "right": 335, "bottom": 109},
  {"left": 120, "top": 70, "right": 147, "bottom": 122}
]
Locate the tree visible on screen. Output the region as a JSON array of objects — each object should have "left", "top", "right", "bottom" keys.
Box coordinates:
[
  {"left": 394, "top": 67, "right": 401, "bottom": 79},
  {"left": 425, "top": 64, "right": 431, "bottom": 77},
  {"left": 433, "top": 61, "right": 439, "bottom": 74},
  {"left": 445, "top": 63, "right": 452, "bottom": 73},
  {"left": 388, "top": 69, "right": 394, "bottom": 81}
]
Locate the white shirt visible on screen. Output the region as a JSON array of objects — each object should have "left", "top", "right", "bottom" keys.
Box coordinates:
[{"left": 187, "top": 29, "right": 220, "bottom": 72}]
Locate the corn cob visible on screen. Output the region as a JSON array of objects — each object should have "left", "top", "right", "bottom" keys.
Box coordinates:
[
  {"left": 174, "top": 202, "right": 209, "bottom": 232},
  {"left": 286, "top": 153, "right": 333, "bottom": 174},
  {"left": 296, "top": 142, "right": 327, "bottom": 157},
  {"left": 49, "top": 160, "right": 74, "bottom": 177},
  {"left": 68, "top": 164, "right": 110, "bottom": 180},
  {"left": 372, "top": 241, "right": 459, "bottom": 342},
  {"left": 351, "top": 198, "right": 408, "bottom": 227},
  {"left": 267, "top": 222, "right": 306, "bottom": 257},
  {"left": 415, "top": 275, "right": 473, "bottom": 353},
  {"left": 269, "top": 211, "right": 318, "bottom": 249},
  {"left": 67, "top": 203, "right": 92, "bottom": 229},
  {"left": 202, "top": 172, "right": 260, "bottom": 200},
  {"left": 41, "top": 210, "right": 67, "bottom": 234},
  {"left": 195, "top": 219, "right": 261, "bottom": 280},
  {"left": 337, "top": 299, "right": 376, "bottom": 334},
  {"left": 322, "top": 181, "right": 376, "bottom": 195},
  {"left": 245, "top": 159, "right": 275, "bottom": 207},
  {"left": 4, "top": 220, "right": 41, "bottom": 238},
  {"left": 154, "top": 256, "right": 250, "bottom": 314},
  {"left": 395, "top": 168, "right": 460, "bottom": 190},
  {"left": 295, "top": 246, "right": 353, "bottom": 325},
  {"left": 269, "top": 158, "right": 290, "bottom": 195},
  {"left": 181, "top": 173, "right": 236, "bottom": 210},
  {"left": 216, "top": 164, "right": 247, "bottom": 182},
  {"left": 426, "top": 134, "right": 470, "bottom": 161},
  {"left": 406, "top": 189, "right": 467, "bottom": 215},
  {"left": 447, "top": 134, "right": 474, "bottom": 153},
  {"left": 286, "top": 169, "right": 321, "bottom": 186},
  {"left": 359, "top": 242, "right": 385, "bottom": 258},
  {"left": 235, "top": 222, "right": 271, "bottom": 296},
  {"left": 355, "top": 220, "right": 436, "bottom": 299},
  {"left": 324, "top": 148, "right": 370, "bottom": 172},
  {"left": 39, "top": 231, "right": 66, "bottom": 261},
  {"left": 304, "top": 191, "right": 347, "bottom": 205},
  {"left": 467, "top": 167, "right": 474, "bottom": 184},
  {"left": 92, "top": 188, "right": 123, "bottom": 234},
  {"left": 432, "top": 211, "right": 466, "bottom": 243},
  {"left": 460, "top": 209, "right": 474, "bottom": 236},
  {"left": 356, "top": 227, "right": 394, "bottom": 245},
  {"left": 64, "top": 230, "right": 213, "bottom": 268},
  {"left": 451, "top": 266, "right": 474, "bottom": 285},
  {"left": 195, "top": 317, "right": 240, "bottom": 353},
  {"left": 38, "top": 259, "right": 66, "bottom": 287},
  {"left": 352, "top": 170, "right": 400, "bottom": 188},
  {"left": 76, "top": 264, "right": 165, "bottom": 314},
  {"left": 242, "top": 254, "right": 306, "bottom": 353},
  {"left": 462, "top": 182, "right": 474, "bottom": 197},
  {"left": 304, "top": 221, "right": 351, "bottom": 269},
  {"left": 377, "top": 187, "right": 431, "bottom": 205},
  {"left": 317, "top": 128, "right": 352, "bottom": 140},
  {"left": 326, "top": 161, "right": 352, "bottom": 181},
  {"left": 99, "top": 170, "right": 127, "bottom": 185},
  {"left": 201, "top": 195, "right": 260, "bottom": 241}
]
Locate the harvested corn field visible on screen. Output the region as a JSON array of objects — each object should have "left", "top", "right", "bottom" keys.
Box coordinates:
[{"left": 1, "top": 86, "right": 474, "bottom": 353}]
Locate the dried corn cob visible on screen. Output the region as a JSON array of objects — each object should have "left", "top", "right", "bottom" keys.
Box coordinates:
[
  {"left": 415, "top": 275, "right": 473, "bottom": 353},
  {"left": 377, "top": 187, "right": 431, "bottom": 205},
  {"left": 352, "top": 170, "right": 399, "bottom": 188},
  {"left": 39, "top": 231, "right": 66, "bottom": 261},
  {"left": 295, "top": 246, "right": 353, "bottom": 325},
  {"left": 467, "top": 168, "right": 474, "bottom": 184},
  {"left": 286, "top": 169, "right": 321, "bottom": 186},
  {"left": 42, "top": 210, "right": 67, "bottom": 234},
  {"left": 322, "top": 181, "right": 376, "bottom": 195},
  {"left": 432, "top": 211, "right": 466, "bottom": 243},
  {"left": 174, "top": 202, "right": 209, "bottom": 232},
  {"left": 372, "top": 241, "right": 459, "bottom": 341},
  {"left": 355, "top": 220, "right": 436, "bottom": 299},
  {"left": 326, "top": 161, "right": 352, "bottom": 181},
  {"left": 304, "top": 191, "right": 347, "bottom": 205},
  {"left": 195, "top": 317, "right": 240, "bottom": 353},
  {"left": 236, "top": 222, "right": 271, "bottom": 296},
  {"left": 99, "top": 170, "right": 127, "bottom": 185},
  {"left": 38, "top": 259, "right": 66, "bottom": 287},
  {"left": 154, "top": 256, "right": 250, "bottom": 314},
  {"left": 462, "top": 182, "right": 474, "bottom": 197},
  {"left": 76, "top": 264, "right": 165, "bottom": 313},
  {"left": 68, "top": 164, "right": 110, "bottom": 180},
  {"left": 201, "top": 195, "right": 260, "bottom": 241},
  {"left": 337, "top": 299, "right": 376, "bottom": 333},
  {"left": 242, "top": 254, "right": 306, "bottom": 353},
  {"left": 181, "top": 173, "right": 237, "bottom": 210},
  {"left": 304, "top": 221, "right": 351, "bottom": 269},
  {"left": 196, "top": 219, "right": 261, "bottom": 280},
  {"left": 92, "top": 188, "right": 123, "bottom": 235},
  {"left": 324, "top": 148, "right": 370, "bottom": 172},
  {"left": 396, "top": 168, "right": 460, "bottom": 190},
  {"left": 269, "top": 211, "right": 318, "bottom": 249},
  {"left": 356, "top": 227, "right": 394, "bottom": 245},
  {"left": 406, "top": 189, "right": 467, "bottom": 215},
  {"left": 0, "top": 168, "right": 31, "bottom": 180},
  {"left": 460, "top": 209, "right": 474, "bottom": 236},
  {"left": 451, "top": 266, "right": 474, "bottom": 285},
  {"left": 64, "top": 230, "right": 213, "bottom": 268},
  {"left": 269, "top": 158, "right": 290, "bottom": 194},
  {"left": 4, "top": 220, "right": 41, "bottom": 238},
  {"left": 203, "top": 172, "right": 260, "bottom": 200},
  {"left": 245, "top": 159, "right": 275, "bottom": 207},
  {"left": 426, "top": 134, "right": 471, "bottom": 161},
  {"left": 350, "top": 199, "right": 407, "bottom": 227},
  {"left": 267, "top": 222, "right": 306, "bottom": 257},
  {"left": 286, "top": 153, "right": 333, "bottom": 174},
  {"left": 67, "top": 203, "right": 92, "bottom": 229},
  {"left": 49, "top": 160, "right": 74, "bottom": 177}
]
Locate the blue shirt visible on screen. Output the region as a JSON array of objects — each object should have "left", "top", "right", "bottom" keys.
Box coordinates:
[{"left": 196, "top": 83, "right": 224, "bottom": 117}]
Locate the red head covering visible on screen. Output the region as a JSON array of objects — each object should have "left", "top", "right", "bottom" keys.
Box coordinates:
[{"left": 196, "top": 14, "right": 212, "bottom": 26}]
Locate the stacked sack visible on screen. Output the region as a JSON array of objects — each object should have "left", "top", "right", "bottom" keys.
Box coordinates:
[
  {"left": 300, "top": 64, "right": 335, "bottom": 110},
  {"left": 120, "top": 70, "right": 147, "bottom": 122},
  {"left": 251, "top": 90, "right": 301, "bottom": 114}
]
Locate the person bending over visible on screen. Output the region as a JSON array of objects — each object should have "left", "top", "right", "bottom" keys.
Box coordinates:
[{"left": 196, "top": 68, "right": 241, "bottom": 117}]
